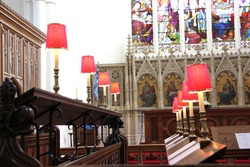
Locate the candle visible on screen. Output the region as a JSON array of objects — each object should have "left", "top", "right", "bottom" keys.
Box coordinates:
[
  {"left": 76, "top": 87, "right": 78, "bottom": 99},
  {"left": 114, "top": 94, "right": 117, "bottom": 102},
  {"left": 86, "top": 73, "right": 90, "bottom": 87},
  {"left": 198, "top": 92, "right": 205, "bottom": 113},
  {"left": 103, "top": 86, "right": 106, "bottom": 96},
  {"left": 183, "top": 107, "right": 187, "bottom": 118},
  {"left": 189, "top": 102, "right": 194, "bottom": 117},
  {"left": 178, "top": 110, "right": 182, "bottom": 121},
  {"left": 54, "top": 49, "right": 59, "bottom": 69}
]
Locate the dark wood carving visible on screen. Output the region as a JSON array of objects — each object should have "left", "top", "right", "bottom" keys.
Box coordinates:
[{"left": 0, "top": 78, "right": 41, "bottom": 166}]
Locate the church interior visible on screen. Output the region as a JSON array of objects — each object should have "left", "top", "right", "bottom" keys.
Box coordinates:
[{"left": 1, "top": 0, "right": 250, "bottom": 166}]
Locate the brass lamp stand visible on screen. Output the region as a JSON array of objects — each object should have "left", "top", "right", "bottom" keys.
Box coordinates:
[
  {"left": 53, "top": 49, "right": 60, "bottom": 93},
  {"left": 53, "top": 68, "right": 59, "bottom": 93},
  {"left": 198, "top": 91, "right": 210, "bottom": 148},
  {"left": 188, "top": 102, "right": 197, "bottom": 141}
]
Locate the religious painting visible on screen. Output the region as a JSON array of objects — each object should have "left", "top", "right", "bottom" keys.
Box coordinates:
[
  {"left": 184, "top": 0, "right": 207, "bottom": 44},
  {"left": 240, "top": 0, "right": 250, "bottom": 40},
  {"left": 163, "top": 74, "right": 182, "bottom": 107},
  {"left": 131, "top": 0, "right": 153, "bottom": 45},
  {"left": 244, "top": 73, "right": 250, "bottom": 104},
  {"left": 211, "top": 0, "right": 235, "bottom": 42},
  {"left": 158, "top": 0, "right": 180, "bottom": 44},
  {"left": 138, "top": 75, "right": 157, "bottom": 107},
  {"left": 216, "top": 72, "right": 237, "bottom": 105}
]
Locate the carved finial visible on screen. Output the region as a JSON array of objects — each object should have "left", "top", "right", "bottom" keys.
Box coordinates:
[
  {"left": 0, "top": 77, "right": 35, "bottom": 135},
  {"left": 0, "top": 78, "right": 41, "bottom": 166}
]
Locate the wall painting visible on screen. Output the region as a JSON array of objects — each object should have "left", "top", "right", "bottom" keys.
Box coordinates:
[
  {"left": 163, "top": 74, "right": 182, "bottom": 107},
  {"left": 216, "top": 72, "right": 237, "bottom": 105},
  {"left": 138, "top": 75, "right": 157, "bottom": 107}
]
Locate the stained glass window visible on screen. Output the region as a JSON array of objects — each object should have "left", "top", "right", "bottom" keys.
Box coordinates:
[
  {"left": 158, "top": 0, "right": 180, "bottom": 44},
  {"left": 131, "top": 0, "right": 153, "bottom": 45},
  {"left": 184, "top": 0, "right": 207, "bottom": 44},
  {"left": 211, "top": 0, "right": 234, "bottom": 41},
  {"left": 240, "top": 0, "right": 250, "bottom": 40}
]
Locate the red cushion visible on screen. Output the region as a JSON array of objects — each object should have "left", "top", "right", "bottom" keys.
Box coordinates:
[
  {"left": 128, "top": 160, "right": 137, "bottom": 164},
  {"left": 233, "top": 159, "right": 250, "bottom": 164},
  {"left": 143, "top": 160, "right": 161, "bottom": 164},
  {"left": 216, "top": 159, "right": 228, "bottom": 163}
]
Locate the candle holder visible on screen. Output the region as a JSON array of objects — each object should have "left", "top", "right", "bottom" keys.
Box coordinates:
[
  {"left": 186, "top": 63, "right": 212, "bottom": 148},
  {"left": 110, "top": 82, "right": 120, "bottom": 111},
  {"left": 181, "top": 81, "right": 199, "bottom": 141},
  {"left": 178, "top": 110, "right": 184, "bottom": 135},
  {"left": 45, "top": 23, "right": 68, "bottom": 94},
  {"left": 98, "top": 72, "right": 110, "bottom": 108},
  {"left": 86, "top": 85, "right": 91, "bottom": 103},
  {"left": 81, "top": 56, "right": 96, "bottom": 104},
  {"left": 53, "top": 68, "right": 59, "bottom": 93},
  {"left": 189, "top": 115, "right": 196, "bottom": 141}
]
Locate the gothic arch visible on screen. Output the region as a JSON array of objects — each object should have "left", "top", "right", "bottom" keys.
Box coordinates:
[
  {"left": 136, "top": 57, "right": 157, "bottom": 83},
  {"left": 215, "top": 54, "right": 238, "bottom": 79},
  {"left": 162, "top": 55, "right": 184, "bottom": 81}
]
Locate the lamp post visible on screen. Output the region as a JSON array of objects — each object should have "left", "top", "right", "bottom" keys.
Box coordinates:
[
  {"left": 110, "top": 82, "right": 120, "bottom": 111},
  {"left": 81, "top": 55, "right": 96, "bottom": 103},
  {"left": 46, "top": 23, "right": 68, "bottom": 93},
  {"left": 186, "top": 63, "right": 212, "bottom": 148},
  {"left": 98, "top": 72, "right": 110, "bottom": 107},
  {"left": 182, "top": 81, "right": 199, "bottom": 141}
]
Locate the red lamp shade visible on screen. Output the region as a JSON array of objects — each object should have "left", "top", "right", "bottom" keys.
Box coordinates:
[
  {"left": 98, "top": 72, "right": 110, "bottom": 87},
  {"left": 182, "top": 81, "right": 198, "bottom": 102},
  {"left": 81, "top": 55, "right": 96, "bottom": 73},
  {"left": 186, "top": 63, "right": 212, "bottom": 93},
  {"left": 110, "top": 82, "right": 120, "bottom": 94},
  {"left": 46, "top": 23, "right": 68, "bottom": 49},
  {"left": 173, "top": 97, "right": 181, "bottom": 113},
  {"left": 178, "top": 91, "right": 189, "bottom": 107}
]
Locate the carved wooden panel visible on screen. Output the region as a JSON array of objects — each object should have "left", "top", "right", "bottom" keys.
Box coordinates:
[
  {"left": 0, "top": 2, "right": 45, "bottom": 92},
  {"left": 143, "top": 108, "right": 250, "bottom": 144}
]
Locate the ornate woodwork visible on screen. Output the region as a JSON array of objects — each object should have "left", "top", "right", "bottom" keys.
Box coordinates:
[
  {"left": 0, "top": 77, "right": 41, "bottom": 166},
  {"left": 142, "top": 108, "right": 250, "bottom": 144},
  {"left": 0, "top": 1, "right": 45, "bottom": 92}
]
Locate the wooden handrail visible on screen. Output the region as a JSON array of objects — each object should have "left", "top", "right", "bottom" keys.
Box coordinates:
[{"left": 59, "top": 142, "right": 122, "bottom": 166}]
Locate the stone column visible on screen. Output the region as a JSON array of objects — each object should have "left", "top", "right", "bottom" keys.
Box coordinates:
[
  {"left": 152, "top": 0, "right": 158, "bottom": 53},
  {"left": 24, "top": 0, "right": 33, "bottom": 23},
  {"left": 44, "top": 0, "right": 57, "bottom": 92},
  {"left": 234, "top": 0, "right": 241, "bottom": 49},
  {"left": 210, "top": 53, "right": 217, "bottom": 106},
  {"left": 157, "top": 54, "right": 164, "bottom": 108},
  {"left": 33, "top": 0, "right": 47, "bottom": 32},
  {"left": 238, "top": 54, "right": 245, "bottom": 106},
  {"left": 46, "top": 0, "right": 57, "bottom": 24},
  {"left": 124, "top": 55, "right": 130, "bottom": 110},
  {"left": 179, "top": 1, "right": 185, "bottom": 52},
  {"left": 132, "top": 55, "right": 138, "bottom": 109},
  {"left": 206, "top": 0, "right": 213, "bottom": 51}
]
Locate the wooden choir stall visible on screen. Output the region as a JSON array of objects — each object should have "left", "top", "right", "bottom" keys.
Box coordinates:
[{"left": 0, "top": 78, "right": 127, "bottom": 166}]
